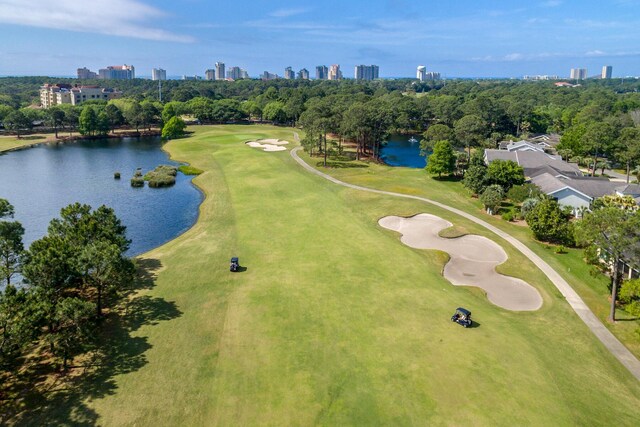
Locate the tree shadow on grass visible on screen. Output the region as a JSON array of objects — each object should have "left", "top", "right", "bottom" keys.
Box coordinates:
[
  {"left": 315, "top": 161, "right": 369, "bottom": 169},
  {"left": 1, "top": 258, "right": 182, "bottom": 426}
]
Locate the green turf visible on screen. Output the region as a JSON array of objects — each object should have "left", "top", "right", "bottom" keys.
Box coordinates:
[
  {"left": 18, "top": 125, "right": 640, "bottom": 425},
  {"left": 315, "top": 155, "right": 640, "bottom": 358}
]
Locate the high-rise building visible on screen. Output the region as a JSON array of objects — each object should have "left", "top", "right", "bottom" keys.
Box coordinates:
[
  {"left": 227, "top": 66, "right": 243, "bottom": 80},
  {"left": 315, "top": 65, "right": 328, "bottom": 80},
  {"left": 262, "top": 71, "right": 278, "bottom": 80},
  {"left": 602, "top": 65, "right": 613, "bottom": 79},
  {"left": 215, "top": 62, "right": 225, "bottom": 80},
  {"left": 240, "top": 69, "right": 249, "bottom": 79},
  {"left": 416, "top": 65, "right": 427, "bottom": 81},
  {"left": 98, "top": 64, "right": 135, "bottom": 79},
  {"left": 354, "top": 65, "right": 379, "bottom": 81},
  {"left": 152, "top": 68, "right": 166, "bottom": 81},
  {"left": 328, "top": 64, "right": 342, "bottom": 80},
  {"left": 284, "top": 66, "right": 295, "bottom": 79},
  {"left": 77, "top": 67, "right": 97, "bottom": 79},
  {"left": 205, "top": 69, "right": 215, "bottom": 80},
  {"left": 298, "top": 68, "right": 309, "bottom": 80},
  {"left": 570, "top": 68, "right": 587, "bottom": 80}
]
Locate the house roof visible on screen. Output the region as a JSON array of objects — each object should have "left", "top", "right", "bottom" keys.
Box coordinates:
[
  {"left": 616, "top": 184, "right": 640, "bottom": 197},
  {"left": 485, "top": 150, "right": 582, "bottom": 178},
  {"left": 505, "top": 140, "right": 546, "bottom": 152},
  {"left": 568, "top": 177, "right": 620, "bottom": 198}
]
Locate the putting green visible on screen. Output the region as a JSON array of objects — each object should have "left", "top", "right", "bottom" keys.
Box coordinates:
[{"left": 28, "top": 125, "right": 640, "bottom": 425}]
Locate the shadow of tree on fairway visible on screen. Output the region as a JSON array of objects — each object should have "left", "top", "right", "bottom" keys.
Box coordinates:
[
  {"left": 1, "top": 258, "right": 182, "bottom": 426},
  {"left": 316, "top": 161, "right": 369, "bottom": 169}
]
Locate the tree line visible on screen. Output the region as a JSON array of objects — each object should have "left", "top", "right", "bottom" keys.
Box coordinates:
[{"left": 0, "top": 198, "right": 134, "bottom": 380}]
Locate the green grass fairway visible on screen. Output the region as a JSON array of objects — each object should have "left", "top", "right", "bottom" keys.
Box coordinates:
[
  {"left": 21, "top": 125, "right": 640, "bottom": 425},
  {"left": 311, "top": 153, "right": 640, "bottom": 358}
]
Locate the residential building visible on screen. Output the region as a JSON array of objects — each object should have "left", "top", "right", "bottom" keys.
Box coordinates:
[
  {"left": 152, "top": 68, "right": 166, "bottom": 81},
  {"left": 77, "top": 67, "right": 97, "bottom": 79},
  {"left": 205, "top": 69, "right": 215, "bottom": 80},
  {"left": 284, "top": 66, "right": 295, "bottom": 80},
  {"left": 262, "top": 71, "right": 278, "bottom": 80},
  {"left": 98, "top": 64, "right": 135, "bottom": 79},
  {"left": 328, "top": 64, "right": 342, "bottom": 80},
  {"left": 298, "top": 68, "right": 309, "bottom": 80},
  {"left": 40, "top": 83, "right": 122, "bottom": 108},
  {"left": 570, "top": 68, "right": 587, "bottom": 80},
  {"left": 215, "top": 62, "right": 225, "bottom": 80},
  {"left": 484, "top": 150, "right": 583, "bottom": 179},
  {"left": 182, "top": 75, "right": 202, "bottom": 80},
  {"left": 354, "top": 65, "right": 379, "bottom": 81},
  {"left": 484, "top": 148, "right": 640, "bottom": 214},
  {"left": 602, "top": 65, "right": 613, "bottom": 79},
  {"left": 417, "top": 65, "right": 426, "bottom": 81},
  {"left": 240, "top": 69, "right": 249, "bottom": 79},
  {"left": 227, "top": 66, "right": 243, "bottom": 80},
  {"left": 315, "top": 65, "right": 328, "bottom": 80},
  {"left": 523, "top": 75, "right": 559, "bottom": 80},
  {"left": 425, "top": 72, "right": 440, "bottom": 80}
]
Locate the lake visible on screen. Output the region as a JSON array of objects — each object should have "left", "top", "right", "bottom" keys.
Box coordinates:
[
  {"left": 380, "top": 134, "right": 428, "bottom": 168},
  {"left": 0, "top": 137, "right": 203, "bottom": 257}
]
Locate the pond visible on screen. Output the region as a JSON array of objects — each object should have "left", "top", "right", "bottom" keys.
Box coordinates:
[
  {"left": 380, "top": 134, "right": 429, "bottom": 168},
  {"left": 0, "top": 137, "right": 203, "bottom": 257}
]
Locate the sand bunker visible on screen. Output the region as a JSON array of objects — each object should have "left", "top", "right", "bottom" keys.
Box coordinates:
[
  {"left": 379, "top": 214, "right": 542, "bottom": 311},
  {"left": 246, "top": 139, "right": 289, "bottom": 152}
]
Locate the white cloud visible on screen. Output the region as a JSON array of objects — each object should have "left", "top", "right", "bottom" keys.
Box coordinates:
[
  {"left": 0, "top": 0, "right": 194, "bottom": 43},
  {"left": 269, "top": 8, "right": 309, "bottom": 18},
  {"left": 504, "top": 53, "right": 524, "bottom": 61}
]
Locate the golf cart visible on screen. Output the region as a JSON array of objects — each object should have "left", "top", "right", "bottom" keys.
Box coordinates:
[
  {"left": 230, "top": 257, "right": 240, "bottom": 272},
  {"left": 451, "top": 307, "right": 472, "bottom": 328}
]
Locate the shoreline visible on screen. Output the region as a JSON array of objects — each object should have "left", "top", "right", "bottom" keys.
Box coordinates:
[{"left": 0, "top": 129, "right": 162, "bottom": 154}]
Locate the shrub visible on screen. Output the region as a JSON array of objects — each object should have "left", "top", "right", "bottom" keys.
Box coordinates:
[
  {"left": 554, "top": 245, "right": 566, "bottom": 254},
  {"left": 161, "top": 116, "right": 186, "bottom": 140},
  {"left": 144, "top": 165, "right": 178, "bottom": 188},
  {"left": 501, "top": 211, "right": 514, "bottom": 222},
  {"left": 520, "top": 197, "right": 540, "bottom": 218},
  {"left": 507, "top": 184, "right": 542, "bottom": 203},
  {"left": 487, "top": 159, "right": 525, "bottom": 191},
  {"left": 178, "top": 165, "right": 204, "bottom": 175},
  {"left": 147, "top": 175, "right": 176, "bottom": 188},
  {"left": 130, "top": 177, "right": 144, "bottom": 187},
  {"left": 525, "top": 197, "right": 574, "bottom": 245},
  {"left": 463, "top": 164, "right": 490, "bottom": 195},
  {"left": 480, "top": 184, "right": 504, "bottom": 214}
]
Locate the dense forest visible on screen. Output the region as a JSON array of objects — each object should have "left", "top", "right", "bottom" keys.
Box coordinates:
[{"left": 1, "top": 76, "right": 640, "bottom": 165}]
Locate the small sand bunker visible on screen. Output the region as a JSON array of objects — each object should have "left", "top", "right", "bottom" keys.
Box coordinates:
[
  {"left": 379, "top": 214, "right": 542, "bottom": 311},
  {"left": 246, "top": 139, "right": 289, "bottom": 152}
]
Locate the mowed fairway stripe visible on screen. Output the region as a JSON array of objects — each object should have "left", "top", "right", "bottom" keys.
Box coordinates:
[{"left": 83, "top": 126, "right": 640, "bottom": 426}]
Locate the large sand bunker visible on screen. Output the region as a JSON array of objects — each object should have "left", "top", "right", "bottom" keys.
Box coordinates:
[
  {"left": 379, "top": 214, "right": 543, "bottom": 311},
  {"left": 246, "top": 139, "right": 289, "bottom": 152}
]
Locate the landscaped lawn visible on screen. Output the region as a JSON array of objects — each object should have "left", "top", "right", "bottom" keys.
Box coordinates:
[
  {"left": 18, "top": 125, "right": 640, "bottom": 425},
  {"left": 311, "top": 152, "right": 640, "bottom": 359}
]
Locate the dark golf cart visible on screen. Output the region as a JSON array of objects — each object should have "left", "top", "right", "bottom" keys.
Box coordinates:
[
  {"left": 451, "top": 307, "right": 472, "bottom": 328},
  {"left": 230, "top": 257, "right": 240, "bottom": 272}
]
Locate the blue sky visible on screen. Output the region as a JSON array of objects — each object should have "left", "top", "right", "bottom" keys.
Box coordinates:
[{"left": 0, "top": 0, "right": 639, "bottom": 78}]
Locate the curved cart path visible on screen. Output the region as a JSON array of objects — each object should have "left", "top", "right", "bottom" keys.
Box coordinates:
[{"left": 290, "top": 146, "right": 640, "bottom": 381}]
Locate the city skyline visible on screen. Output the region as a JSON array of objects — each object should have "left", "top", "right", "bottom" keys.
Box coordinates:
[{"left": 0, "top": 0, "right": 639, "bottom": 78}]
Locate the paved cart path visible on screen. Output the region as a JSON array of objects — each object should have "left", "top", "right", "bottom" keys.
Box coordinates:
[{"left": 290, "top": 146, "right": 640, "bottom": 382}]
